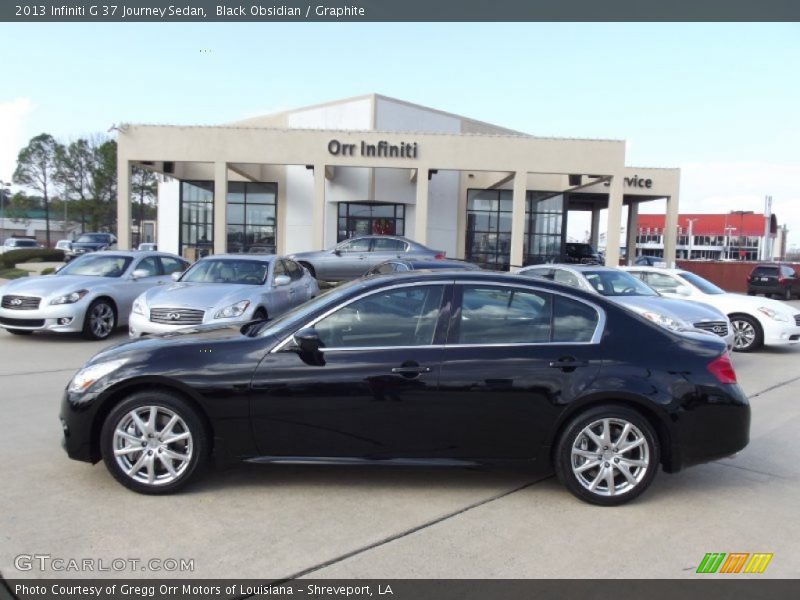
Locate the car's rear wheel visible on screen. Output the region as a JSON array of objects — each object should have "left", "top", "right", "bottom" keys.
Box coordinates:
[
  {"left": 783, "top": 287, "right": 792, "bottom": 301},
  {"left": 6, "top": 329, "right": 33, "bottom": 335},
  {"left": 100, "top": 391, "right": 209, "bottom": 494},
  {"left": 82, "top": 299, "right": 116, "bottom": 340},
  {"left": 730, "top": 314, "right": 763, "bottom": 352},
  {"left": 555, "top": 405, "right": 659, "bottom": 506}
]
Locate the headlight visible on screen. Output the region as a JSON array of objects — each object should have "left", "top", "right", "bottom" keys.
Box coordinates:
[
  {"left": 49, "top": 290, "right": 89, "bottom": 305},
  {"left": 68, "top": 359, "right": 127, "bottom": 393},
  {"left": 132, "top": 297, "right": 146, "bottom": 315},
  {"left": 639, "top": 310, "right": 687, "bottom": 331},
  {"left": 214, "top": 300, "right": 250, "bottom": 319},
  {"left": 758, "top": 307, "right": 790, "bottom": 322}
]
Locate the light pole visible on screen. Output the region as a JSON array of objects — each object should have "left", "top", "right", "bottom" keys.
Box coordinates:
[
  {"left": 686, "top": 218, "right": 699, "bottom": 260},
  {"left": 724, "top": 226, "right": 737, "bottom": 260},
  {"left": 730, "top": 210, "right": 754, "bottom": 260}
]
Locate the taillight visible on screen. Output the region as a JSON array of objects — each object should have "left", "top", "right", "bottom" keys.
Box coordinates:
[
  {"left": 746, "top": 274, "right": 752, "bottom": 282},
  {"left": 707, "top": 353, "right": 737, "bottom": 384},
  {"left": 434, "top": 253, "right": 445, "bottom": 259},
  {"left": 778, "top": 276, "right": 785, "bottom": 284}
]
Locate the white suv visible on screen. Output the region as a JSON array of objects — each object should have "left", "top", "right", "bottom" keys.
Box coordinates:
[{"left": 0, "top": 237, "right": 39, "bottom": 254}]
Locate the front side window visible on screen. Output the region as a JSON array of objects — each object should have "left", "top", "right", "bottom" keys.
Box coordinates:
[
  {"left": 160, "top": 257, "right": 187, "bottom": 275},
  {"left": 135, "top": 257, "right": 161, "bottom": 277},
  {"left": 314, "top": 285, "right": 445, "bottom": 348},
  {"left": 337, "top": 238, "right": 371, "bottom": 253}
]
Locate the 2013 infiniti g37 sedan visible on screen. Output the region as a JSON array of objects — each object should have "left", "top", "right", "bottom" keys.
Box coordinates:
[{"left": 60, "top": 271, "right": 750, "bottom": 505}]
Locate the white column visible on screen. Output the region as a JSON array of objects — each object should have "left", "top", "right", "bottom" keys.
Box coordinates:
[
  {"left": 663, "top": 194, "right": 679, "bottom": 267},
  {"left": 213, "top": 162, "right": 227, "bottom": 255},
  {"left": 590, "top": 208, "right": 601, "bottom": 248},
  {"left": 510, "top": 170, "right": 527, "bottom": 269},
  {"left": 414, "top": 168, "right": 430, "bottom": 245},
  {"left": 626, "top": 202, "right": 639, "bottom": 265},
  {"left": 117, "top": 159, "right": 132, "bottom": 250},
  {"left": 312, "top": 164, "right": 326, "bottom": 248},
  {"left": 604, "top": 176, "right": 623, "bottom": 266}
]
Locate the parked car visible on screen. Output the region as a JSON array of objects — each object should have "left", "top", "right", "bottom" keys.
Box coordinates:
[
  {"left": 0, "top": 237, "right": 39, "bottom": 254},
  {"left": 624, "top": 266, "right": 800, "bottom": 352},
  {"left": 55, "top": 240, "right": 73, "bottom": 252},
  {"left": 635, "top": 255, "right": 665, "bottom": 266},
  {"left": 61, "top": 271, "right": 749, "bottom": 504},
  {"left": 137, "top": 242, "right": 157, "bottom": 252},
  {"left": 561, "top": 243, "right": 603, "bottom": 264},
  {"left": 746, "top": 263, "right": 799, "bottom": 300},
  {"left": 365, "top": 258, "right": 480, "bottom": 276},
  {"left": 517, "top": 264, "right": 734, "bottom": 348},
  {"left": 288, "top": 235, "right": 446, "bottom": 281},
  {"left": 65, "top": 232, "right": 118, "bottom": 262},
  {"left": 0, "top": 251, "right": 189, "bottom": 339},
  {"left": 129, "top": 255, "right": 318, "bottom": 338}
]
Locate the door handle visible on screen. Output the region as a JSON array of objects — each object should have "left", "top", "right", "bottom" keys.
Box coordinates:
[
  {"left": 391, "top": 365, "right": 432, "bottom": 377},
  {"left": 548, "top": 357, "right": 589, "bottom": 371}
]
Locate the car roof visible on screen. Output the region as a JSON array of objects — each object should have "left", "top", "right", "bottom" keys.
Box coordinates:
[
  {"left": 624, "top": 266, "right": 686, "bottom": 275},
  {"left": 522, "top": 263, "right": 617, "bottom": 273},
  {"left": 81, "top": 251, "right": 184, "bottom": 260},
  {"left": 386, "top": 259, "right": 476, "bottom": 268},
  {"left": 195, "top": 253, "right": 278, "bottom": 262}
]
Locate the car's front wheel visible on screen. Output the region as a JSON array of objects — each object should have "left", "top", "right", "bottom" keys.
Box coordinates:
[
  {"left": 554, "top": 405, "right": 659, "bottom": 506},
  {"left": 730, "top": 314, "right": 763, "bottom": 352},
  {"left": 82, "top": 298, "right": 116, "bottom": 340},
  {"left": 100, "top": 391, "right": 209, "bottom": 494}
]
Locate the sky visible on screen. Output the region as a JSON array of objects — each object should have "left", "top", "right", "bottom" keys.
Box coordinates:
[{"left": 1, "top": 22, "right": 798, "bottom": 247}]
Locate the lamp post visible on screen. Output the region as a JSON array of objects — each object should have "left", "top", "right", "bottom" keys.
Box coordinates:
[
  {"left": 724, "top": 226, "right": 737, "bottom": 260},
  {"left": 730, "top": 210, "right": 754, "bottom": 260},
  {"left": 686, "top": 218, "right": 699, "bottom": 260}
]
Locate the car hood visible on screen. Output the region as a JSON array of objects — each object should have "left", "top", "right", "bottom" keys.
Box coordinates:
[
  {"left": 143, "top": 282, "right": 261, "bottom": 309},
  {"left": 609, "top": 295, "right": 725, "bottom": 323},
  {"left": 718, "top": 292, "right": 798, "bottom": 316},
  {"left": 0, "top": 274, "right": 119, "bottom": 298}
]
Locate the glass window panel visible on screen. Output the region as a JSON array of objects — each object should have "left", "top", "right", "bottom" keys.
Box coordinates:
[
  {"left": 227, "top": 204, "right": 245, "bottom": 224},
  {"left": 552, "top": 296, "right": 598, "bottom": 343},
  {"left": 458, "top": 287, "right": 552, "bottom": 344},
  {"left": 246, "top": 183, "right": 277, "bottom": 204},
  {"left": 315, "top": 286, "right": 445, "bottom": 348},
  {"left": 227, "top": 182, "right": 246, "bottom": 204},
  {"left": 246, "top": 204, "right": 275, "bottom": 226}
]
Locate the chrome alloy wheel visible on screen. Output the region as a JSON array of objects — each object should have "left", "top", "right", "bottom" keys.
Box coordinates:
[
  {"left": 570, "top": 417, "right": 650, "bottom": 497},
  {"left": 112, "top": 406, "right": 193, "bottom": 486},
  {"left": 89, "top": 302, "right": 115, "bottom": 338},
  {"left": 732, "top": 319, "right": 756, "bottom": 350}
]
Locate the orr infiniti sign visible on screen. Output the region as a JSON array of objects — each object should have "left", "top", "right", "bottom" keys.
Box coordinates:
[{"left": 327, "top": 139, "right": 419, "bottom": 159}]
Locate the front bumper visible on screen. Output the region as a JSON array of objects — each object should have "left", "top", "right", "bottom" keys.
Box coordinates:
[
  {"left": 761, "top": 319, "right": 800, "bottom": 346},
  {"left": 0, "top": 303, "right": 87, "bottom": 333},
  {"left": 128, "top": 310, "right": 249, "bottom": 337}
]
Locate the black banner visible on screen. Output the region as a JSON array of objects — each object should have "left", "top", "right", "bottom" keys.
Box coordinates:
[
  {"left": 1, "top": 0, "right": 799, "bottom": 22},
  {"left": 3, "top": 580, "right": 800, "bottom": 600}
]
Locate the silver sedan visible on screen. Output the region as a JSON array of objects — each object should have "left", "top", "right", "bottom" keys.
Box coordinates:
[
  {"left": 288, "top": 235, "right": 446, "bottom": 281},
  {"left": 517, "top": 264, "right": 735, "bottom": 348},
  {"left": 0, "top": 251, "right": 189, "bottom": 339},
  {"left": 128, "top": 255, "right": 318, "bottom": 337}
]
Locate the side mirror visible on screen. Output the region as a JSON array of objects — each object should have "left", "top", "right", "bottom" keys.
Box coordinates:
[
  {"left": 675, "top": 285, "right": 692, "bottom": 296},
  {"left": 334, "top": 249, "right": 342, "bottom": 256},
  {"left": 293, "top": 327, "right": 323, "bottom": 353},
  {"left": 273, "top": 274, "right": 291, "bottom": 287},
  {"left": 131, "top": 268, "right": 149, "bottom": 280},
  {"left": 171, "top": 271, "right": 182, "bottom": 281}
]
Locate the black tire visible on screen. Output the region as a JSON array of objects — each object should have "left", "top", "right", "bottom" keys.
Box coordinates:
[
  {"left": 729, "top": 314, "right": 763, "bottom": 352},
  {"left": 554, "top": 405, "right": 659, "bottom": 506},
  {"left": 100, "top": 390, "right": 209, "bottom": 494},
  {"left": 253, "top": 308, "right": 267, "bottom": 321},
  {"left": 299, "top": 262, "right": 316, "bottom": 278},
  {"left": 6, "top": 329, "right": 33, "bottom": 336},
  {"left": 747, "top": 290, "right": 756, "bottom": 296},
  {"left": 783, "top": 287, "right": 792, "bottom": 301},
  {"left": 82, "top": 298, "right": 117, "bottom": 340}
]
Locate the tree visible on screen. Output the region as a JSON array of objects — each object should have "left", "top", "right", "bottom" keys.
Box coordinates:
[
  {"left": 131, "top": 166, "right": 158, "bottom": 245},
  {"left": 88, "top": 138, "right": 117, "bottom": 232},
  {"left": 54, "top": 138, "right": 94, "bottom": 233},
  {"left": 13, "top": 133, "right": 58, "bottom": 246},
  {"left": 6, "top": 191, "right": 40, "bottom": 225}
]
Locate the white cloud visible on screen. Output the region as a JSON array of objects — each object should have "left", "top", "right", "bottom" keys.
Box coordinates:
[{"left": 0, "top": 97, "right": 35, "bottom": 183}]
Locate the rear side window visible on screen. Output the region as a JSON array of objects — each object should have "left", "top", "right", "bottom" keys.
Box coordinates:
[
  {"left": 458, "top": 286, "right": 552, "bottom": 344},
  {"left": 553, "top": 296, "right": 599, "bottom": 343},
  {"left": 372, "top": 238, "right": 407, "bottom": 252},
  {"left": 160, "top": 257, "right": 187, "bottom": 275}
]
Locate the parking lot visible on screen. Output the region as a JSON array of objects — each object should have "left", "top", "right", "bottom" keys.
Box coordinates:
[{"left": 1, "top": 307, "right": 799, "bottom": 580}]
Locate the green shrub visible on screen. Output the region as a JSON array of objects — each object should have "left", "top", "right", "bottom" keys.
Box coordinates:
[
  {"left": 41, "top": 267, "right": 56, "bottom": 275},
  {"left": 0, "top": 248, "right": 65, "bottom": 269},
  {"left": 0, "top": 268, "right": 29, "bottom": 280}
]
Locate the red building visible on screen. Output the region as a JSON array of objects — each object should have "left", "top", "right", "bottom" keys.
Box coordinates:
[{"left": 636, "top": 212, "right": 783, "bottom": 261}]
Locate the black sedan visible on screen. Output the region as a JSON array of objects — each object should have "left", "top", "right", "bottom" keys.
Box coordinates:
[{"left": 60, "top": 272, "right": 750, "bottom": 505}]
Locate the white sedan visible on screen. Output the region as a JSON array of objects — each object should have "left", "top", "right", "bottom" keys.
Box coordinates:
[
  {"left": 129, "top": 255, "right": 318, "bottom": 337},
  {"left": 624, "top": 266, "right": 800, "bottom": 352}
]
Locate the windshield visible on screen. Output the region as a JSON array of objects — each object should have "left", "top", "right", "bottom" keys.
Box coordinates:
[
  {"left": 582, "top": 270, "right": 658, "bottom": 297},
  {"left": 180, "top": 259, "right": 270, "bottom": 285},
  {"left": 76, "top": 234, "right": 108, "bottom": 243},
  {"left": 8, "top": 239, "right": 37, "bottom": 247},
  {"left": 249, "top": 279, "right": 365, "bottom": 338},
  {"left": 679, "top": 271, "right": 725, "bottom": 295},
  {"left": 58, "top": 254, "right": 132, "bottom": 277}
]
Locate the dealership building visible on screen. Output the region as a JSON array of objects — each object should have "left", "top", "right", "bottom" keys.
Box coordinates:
[{"left": 115, "top": 94, "right": 681, "bottom": 268}]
